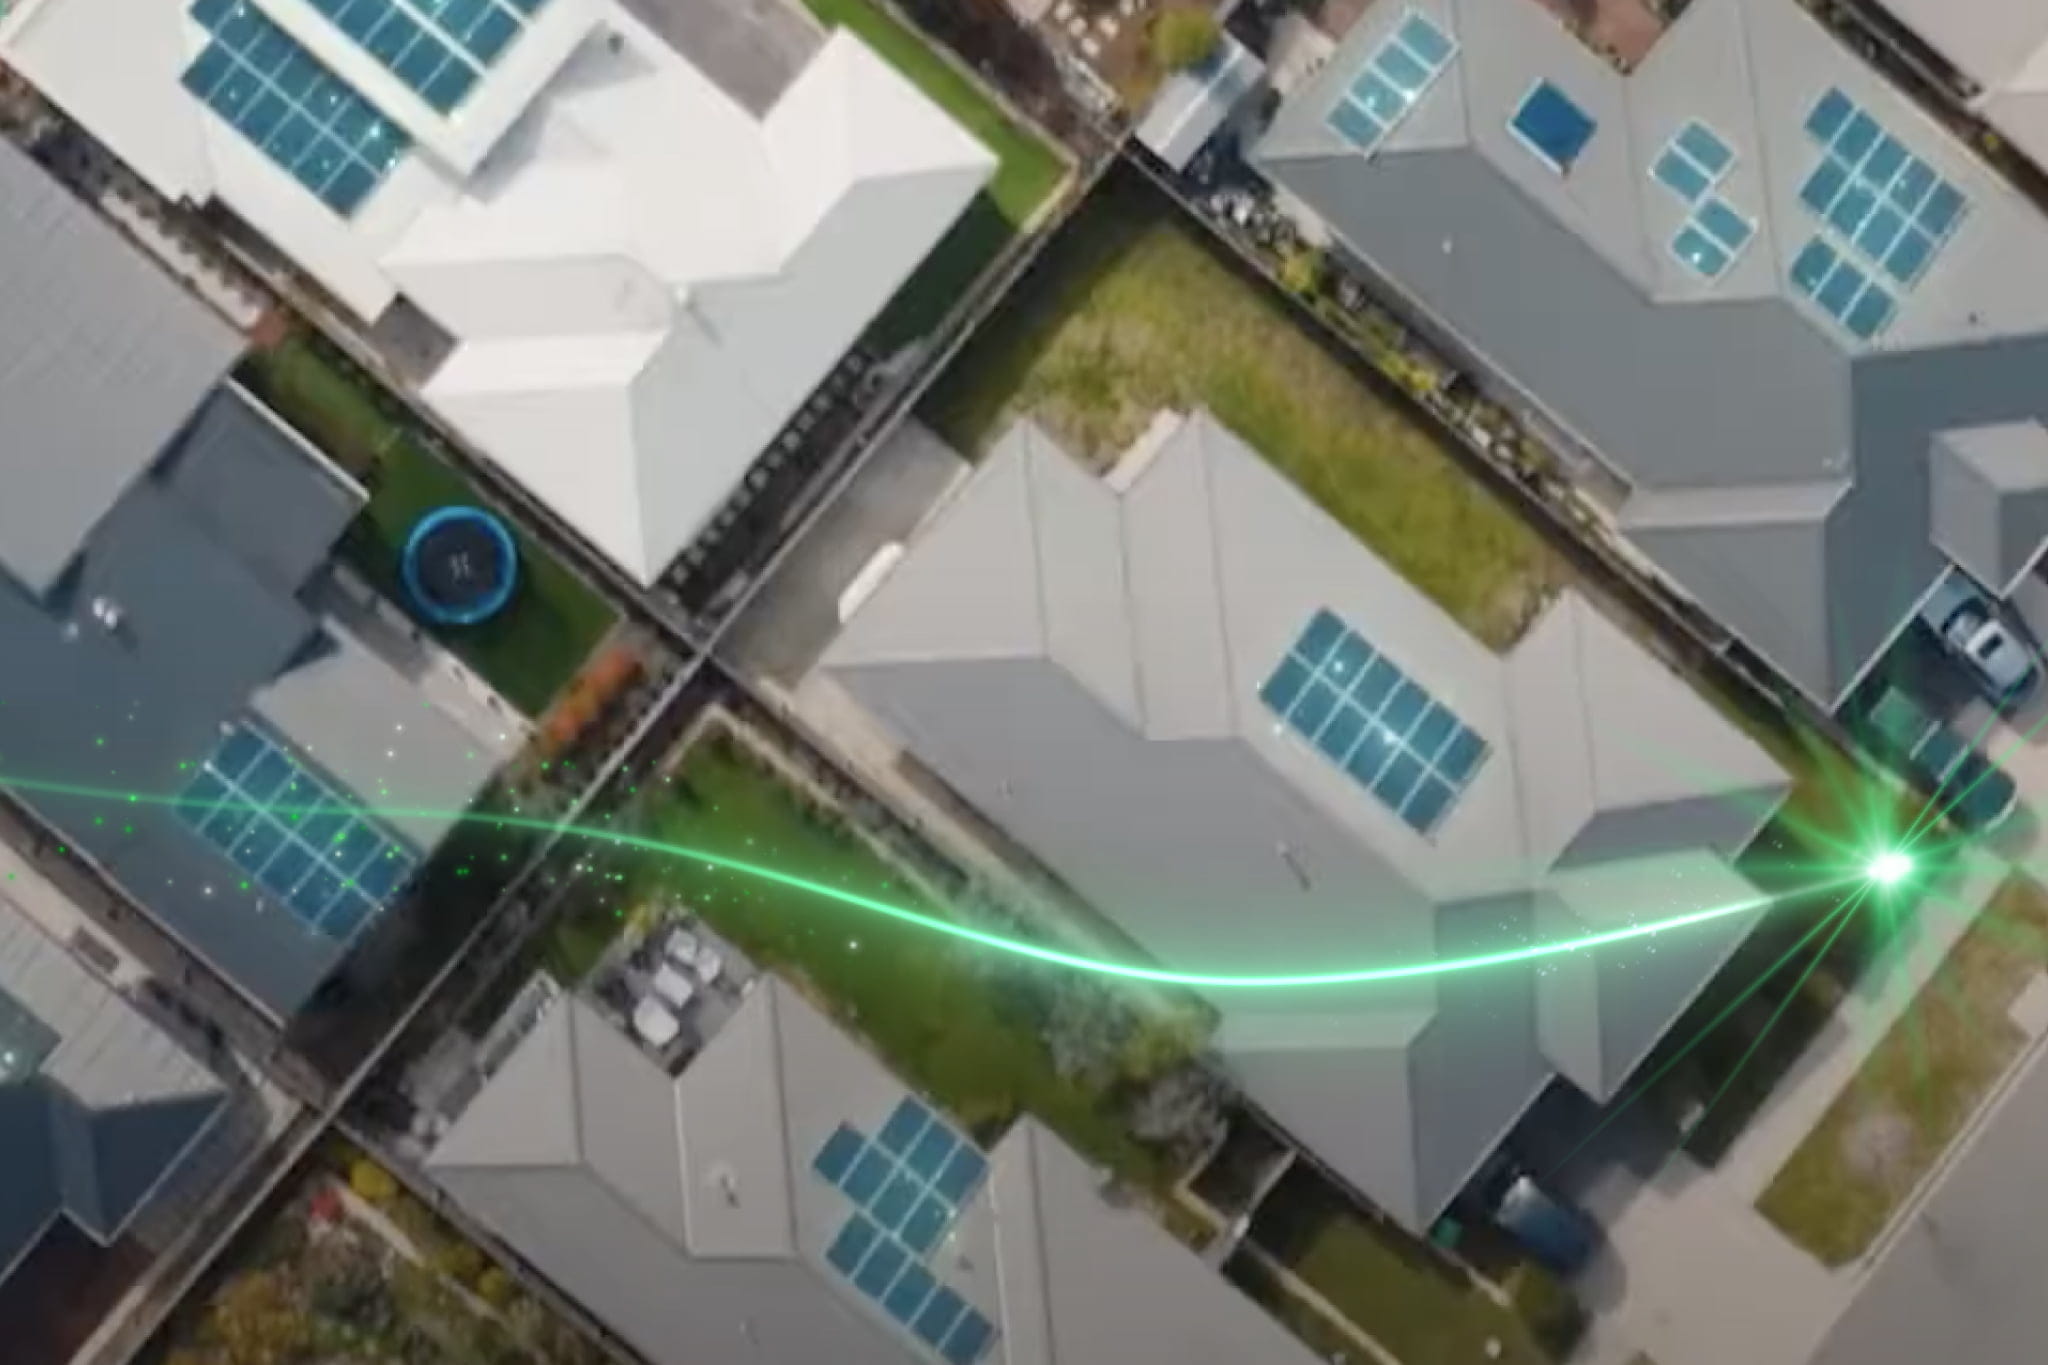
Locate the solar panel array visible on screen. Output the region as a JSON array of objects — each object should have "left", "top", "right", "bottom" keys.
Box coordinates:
[
  {"left": 812, "top": 1098, "right": 996, "bottom": 1365},
  {"left": 300, "top": 0, "right": 483, "bottom": 113},
  {"left": 183, "top": 0, "right": 412, "bottom": 216},
  {"left": 1325, "top": 10, "right": 1457, "bottom": 158},
  {"left": 175, "top": 722, "right": 418, "bottom": 944},
  {"left": 1509, "top": 80, "right": 1597, "bottom": 173},
  {"left": 1649, "top": 121, "right": 1754, "bottom": 281},
  {"left": 1260, "top": 609, "right": 1488, "bottom": 836},
  {"left": 1793, "top": 86, "right": 1968, "bottom": 342}
]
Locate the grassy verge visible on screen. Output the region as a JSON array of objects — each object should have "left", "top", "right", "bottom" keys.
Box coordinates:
[
  {"left": 800, "top": 0, "right": 1065, "bottom": 349},
  {"left": 521, "top": 730, "right": 1165, "bottom": 1184},
  {"left": 238, "top": 334, "right": 615, "bottom": 716},
  {"left": 1757, "top": 873, "right": 2048, "bottom": 1266},
  {"left": 921, "top": 174, "right": 1565, "bottom": 648}
]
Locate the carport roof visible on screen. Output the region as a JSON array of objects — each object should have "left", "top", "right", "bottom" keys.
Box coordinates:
[{"left": 1255, "top": 0, "right": 2048, "bottom": 707}]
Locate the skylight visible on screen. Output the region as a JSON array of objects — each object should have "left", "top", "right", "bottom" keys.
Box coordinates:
[
  {"left": 1509, "top": 81, "right": 1597, "bottom": 174},
  {"left": 1647, "top": 120, "right": 1755, "bottom": 282},
  {"left": 1325, "top": 9, "right": 1459, "bottom": 159}
]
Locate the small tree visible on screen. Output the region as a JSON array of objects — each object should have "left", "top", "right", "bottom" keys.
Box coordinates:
[
  {"left": 347, "top": 1159, "right": 397, "bottom": 1205},
  {"left": 475, "top": 1266, "right": 516, "bottom": 1308},
  {"left": 1152, "top": 6, "right": 1221, "bottom": 72},
  {"left": 433, "top": 1238, "right": 487, "bottom": 1286}
]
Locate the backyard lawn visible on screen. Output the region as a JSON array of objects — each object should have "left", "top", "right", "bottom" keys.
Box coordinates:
[
  {"left": 538, "top": 730, "right": 1164, "bottom": 1183},
  {"left": 238, "top": 334, "right": 616, "bottom": 717},
  {"left": 1756, "top": 873, "right": 2048, "bottom": 1266},
  {"left": 921, "top": 175, "right": 1566, "bottom": 649},
  {"left": 801, "top": 0, "right": 1066, "bottom": 349},
  {"left": 1250, "top": 1166, "right": 1557, "bottom": 1365}
]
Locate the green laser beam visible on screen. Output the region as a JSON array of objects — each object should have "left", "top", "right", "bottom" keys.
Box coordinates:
[
  {"left": 0, "top": 774, "right": 1868, "bottom": 991},
  {"left": 1673, "top": 882, "right": 1866, "bottom": 1159}
]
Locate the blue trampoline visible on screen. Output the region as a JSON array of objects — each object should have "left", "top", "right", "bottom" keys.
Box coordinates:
[{"left": 401, "top": 506, "right": 519, "bottom": 626}]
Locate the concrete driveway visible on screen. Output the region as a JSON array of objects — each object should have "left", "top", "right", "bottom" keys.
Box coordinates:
[{"left": 715, "top": 419, "right": 969, "bottom": 685}]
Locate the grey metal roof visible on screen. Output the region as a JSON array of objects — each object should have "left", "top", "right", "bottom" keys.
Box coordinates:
[
  {"left": 0, "top": 385, "right": 472, "bottom": 1018},
  {"left": 1928, "top": 423, "right": 2048, "bottom": 594},
  {"left": 0, "top": 890, "right": 225, "bottom": 1283},
  {"left": 430, "top": 979, "right": 1323, "bottom": 1365},
  {"left": 1255, "top": 0, "right": 2048, "bottom": 706},
  {"left": 819, "top": 411, "right": 1786, "bottom": 1227},
  {"left": 1810, "top": 1030, "right": 2048, "bottom": 1365},
  {"left": 250, "top": 617, "right": 498, "bottom": 852},
  {"left": 0, "top": 138, "right": 239, "bottom": 596},
  {"left": 1135, "top": 36, "right": 1266, "bottom": 172}
]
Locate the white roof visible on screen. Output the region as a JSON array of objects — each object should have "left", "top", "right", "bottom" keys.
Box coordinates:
[{"left": 0, "top": 0, "right": 994, "bottom": 584}]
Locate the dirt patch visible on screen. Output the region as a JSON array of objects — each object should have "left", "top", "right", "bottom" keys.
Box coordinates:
[{"left": 1841, "top": 1109, "right": 1914, "bottom": 1187}]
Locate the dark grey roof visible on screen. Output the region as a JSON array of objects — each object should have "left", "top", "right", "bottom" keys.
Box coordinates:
[
  {"left": 0, "top": 891, "right": 225, "bottom": 1282},
  {"left": 430, "top": 979, "right": 1321, "bottom": 1365},
  {"left": 820, "top": 412, "right": 1787, "bottom": 1227},
  {"left": 1928, "top": 423, "right": 2048, "bottom": 594},
  {"left": 1255, "top": 0, "right": 2048, "bottom": 706},
  {"left": 0, "top": 384, "right": 476, "bottom": 1018},
  {"left": 0, "top": 138, "right": 239, "bottom": 596}
]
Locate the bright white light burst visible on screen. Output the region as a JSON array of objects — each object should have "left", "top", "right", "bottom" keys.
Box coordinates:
[{"left": 1867, "top": 850, "right": 1914, "bottom": 887}]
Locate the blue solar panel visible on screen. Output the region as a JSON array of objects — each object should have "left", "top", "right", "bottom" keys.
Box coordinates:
[
  {"left": 1843, "top": 284, "right": 1896, "bottom": 341},
  {"left": 177, "top": 722, "right": 416, "bottom": 942},
  {"left": 854, "top": 1239, "right": 908, "bottom": 1297},
  {"left": 877, "top": 1097, "right": 930, "bottom": 1155},
  {"left": 1805, "top": 87, "right": 1853, "bottom": 142},
  {"left": 905, "top": 1122, "right": 958, "bottom": 1181},
  {"left": 814, "top": 1125, "right": 864, "bottom": 1184},
  {"left": 872, "top": 1173, "right": 920, "bottom": 1232},
  {"left": 1789, "top": 237, "right": 1837, "bottom": 297},
  {"left": 884, "top": 1263, "right": 938, "bottom": 1326},
  {"left": 813, "top": 1107, "right": 997, "bottom": 1358},
  {"left": 1696, "top": 198, "right": 1752, "bottom": 253},
  {"left": 302, "top": 0, "right": 543, "bottom": 112},
  {"left": 1396, "top": 12, "right": 1453, "bottom": 66},
  {"left": 843, "top": 1146, "right": 892, "bottom": 1203},
  {"left": 1509, "top": 80, "right": 1597, "bottom": 172},
  {"left": 1324, "top": 9, "right": 1457, "bottom": 157},
  {"left": 1794, "top": 86, "right": 1967, "bottom": 322},
  {"left": 1264, "top": 610, "right": 1488, "bottom": 835},
  {"left": 1328, "top": 98, "right": 1385, "bottom": 150},
  {"left": 1815, "top": 258, "right": 1865, "bottom": 317},
  {"left": 827, "top": 1215, "right": 880, "bottom": 1277},
  {"left": 1672, "top": 226, "right": 1729, "bottom": 280},
  {"left": 1674, "top": 121, "right": 1732, "bottom": 177},
  {"left": 916, "top": 1288, "right": 967, "bottom": 1348},
  {"left": 1652, "top": 149, "right": 1710, "bottom": 203},
  {"left": 1373, "top": 41, "right": 1430, "bottom": 95},
  {"left": 184, "top": 2, "right": 410, "bottom": 216},
  {"left": 933, "top": 1146, "right": 988, "bottom": 1206},
  {"left": 320, "top": 890, "right": 380, "bottom": 939},
  {"left": 900, "top": 1195, "right": 950, "bottom": 1255},
  {"left": 942, "top": 1310, "right": 996, "bottom": 1365}
]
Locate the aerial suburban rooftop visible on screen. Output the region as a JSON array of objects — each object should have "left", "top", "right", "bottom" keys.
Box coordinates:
[
  {"left": 10, "top": 0, "right": 2048, "bottom": 1363},
  {"left": 823, "top": 409, "right": 1789, "bottom": 1227},
  {"left": 1258, "top": 0, "right": 2048, "bottom": 708},
  {"left": 0, "top": 0, "right": 995, "bottom": 582}
]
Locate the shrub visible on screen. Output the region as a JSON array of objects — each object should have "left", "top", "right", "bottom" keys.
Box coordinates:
[
  {"left": 346, "top": 1159, "right": 397, "bottom": 1205},
  {"left": 433, "top": 1239, "right": 487, "bottom": 1286},
  {"left": 1508, "top": 1262, "right": 1588, "bottom": 1358},
  {"left": 475, "top": 1266, "right": 516, "bottom": 1308},
  {"left": 1152, "top": 6, "right": 1221, "bottom": 72}
]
